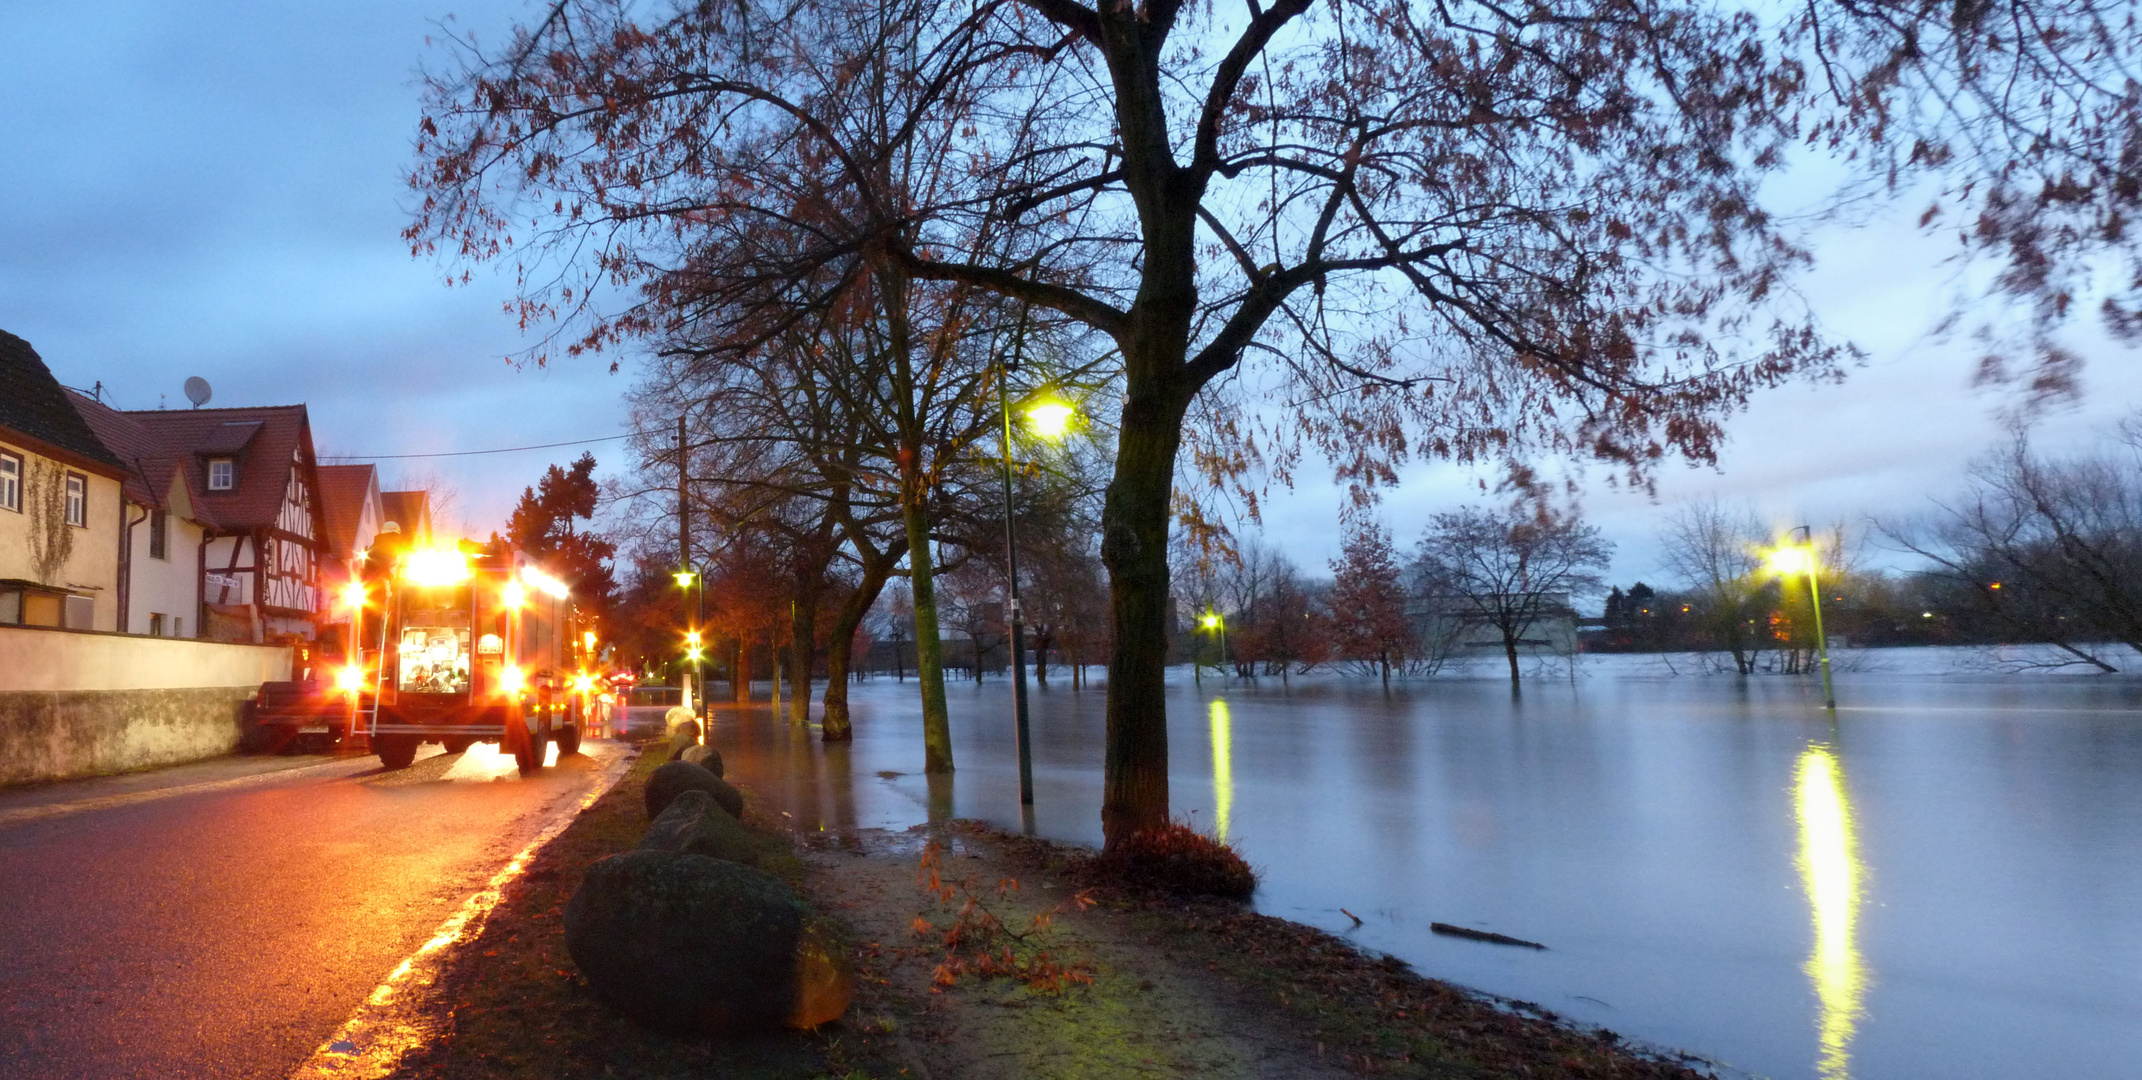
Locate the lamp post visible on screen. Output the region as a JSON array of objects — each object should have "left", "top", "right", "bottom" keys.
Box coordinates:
[
  {"left": 1199, "top": 610, "right": 1227, "bottom": 681},
  {"left": 675, "top": 568, "right": 704, "bottom": 718},
  {"left": 996, "top": 333, "right": 1076, "bottom": 809},
  {"left": 1769, "top": 527, "right": 1836, "bottom": 709}
]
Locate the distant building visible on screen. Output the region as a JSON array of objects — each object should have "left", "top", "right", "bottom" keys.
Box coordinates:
[
  {"left": 0, "top": 330, "right": 129, "bottom": 631},
  {"left": 66, "top": 389, "right": 212, "bottom": 637},
  {"left": 123, "top": 404, "right": 326, "bottom": 643},
  {"left": 1409, "top": 591, "right": 1579, "bottom": 660}
]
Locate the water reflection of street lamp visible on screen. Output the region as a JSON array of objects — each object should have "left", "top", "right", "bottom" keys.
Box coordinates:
[
  {"left": 998, "top": 334, "right": 1076, "bottom": 808},
  {"left": 1768, "top": 528, "right": 1836, "bottom": 709},
  {"left": 1795, "top": 744, "right": 1866, "bottom": 1079},
  {"left": 1208, "top": 699, "right": 1234, "bottom": 843}
]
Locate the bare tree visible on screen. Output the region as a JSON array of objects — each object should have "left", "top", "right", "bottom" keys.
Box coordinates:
[
  {"left": 1802, "top": 2, "right": 2142, "bottom": 402},
  {"left": 1416, "top": 505, "right": 1612, "bottom": 687},
  {"left": 1884, "top": 426, "right": 2142, "bottom": 670},
  {"left": 1658, "top": 498, "right": 1776, "bottom": 674},
  {"left": 410, "top": 0, "right": 1887, "bottom": 846}
]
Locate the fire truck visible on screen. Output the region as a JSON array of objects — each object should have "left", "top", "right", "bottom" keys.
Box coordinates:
[{"left": 344, "top": 539, "right": 594, "bottom": 773}]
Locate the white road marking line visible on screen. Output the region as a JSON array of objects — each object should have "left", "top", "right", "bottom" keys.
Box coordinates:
[{"left": 286, "top": 746, "right": 635, "bottom": 1080}]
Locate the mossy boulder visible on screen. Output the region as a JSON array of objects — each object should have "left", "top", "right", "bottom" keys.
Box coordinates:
[
  {"left": 666, "top": 721, "right": 703, "bottom": 761},
  {"left": 679, "top": 743, "right": 723, "bottom": 776},
  {"left": 563, "top": 850, "right": 854, "bottom": 1035},
  {"left": 646, "top": 760, "right": 743, "bottom": 820},
  {"left": 639, "top": 788, "right": 780, "bottom": 869}
]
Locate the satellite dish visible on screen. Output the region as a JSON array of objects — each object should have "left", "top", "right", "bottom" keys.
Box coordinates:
[{"left": 183, "top": 377, "right": 212, "bottom": 408}]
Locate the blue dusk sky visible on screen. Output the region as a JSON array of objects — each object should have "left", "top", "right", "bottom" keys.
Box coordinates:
[{"left": 3, "top": 2, "right": 2138, "bottom": 588}]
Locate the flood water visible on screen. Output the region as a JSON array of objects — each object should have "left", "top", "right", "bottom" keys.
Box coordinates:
[{"left": 707, "top": 653, "right": 2142, "bottom": 1080}]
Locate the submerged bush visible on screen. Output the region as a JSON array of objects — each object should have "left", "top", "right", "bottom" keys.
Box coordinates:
[{"left": 1095, "top": 821, "right": 1257, "bottom": 899}]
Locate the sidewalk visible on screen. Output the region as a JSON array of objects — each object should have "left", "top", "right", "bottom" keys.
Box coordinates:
[{"left": 0, "top": 749, "right": 387, "bottom": 827}]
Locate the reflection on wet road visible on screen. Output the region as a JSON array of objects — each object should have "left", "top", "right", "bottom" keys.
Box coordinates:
[
  {"left": 711, "top": 662, "right": 2142, "bottom": 1080},
  {"left": 0, "top": 741, "right": 620, "bottom": 1080}
]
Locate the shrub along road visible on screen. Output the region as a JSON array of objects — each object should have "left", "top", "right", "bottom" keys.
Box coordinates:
[{"left": 0, "top": 741, "right": 624, "bottom": 1080}]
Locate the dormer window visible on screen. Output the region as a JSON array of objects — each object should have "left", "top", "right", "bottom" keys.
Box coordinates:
[{"left": 208, "top": 458, "right": 234, "bottom": 491}]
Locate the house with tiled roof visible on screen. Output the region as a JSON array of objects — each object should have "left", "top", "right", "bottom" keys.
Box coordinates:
[
  {"left": 0, "top": 330, "right": 128, "bottom": 631},
  {"left": 67, "top": 389, "right": 211, "bottom": 637},
  {"left": 379, "top": 489, "right": 433, "bottom": 545},
  {"left": 123, "top": 403, "right": 326, "bottom": 643}
]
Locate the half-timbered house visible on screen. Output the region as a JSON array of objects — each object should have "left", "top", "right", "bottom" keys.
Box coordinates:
[{"left": 126, "top": 404, "right": 325, "bottom": 643}]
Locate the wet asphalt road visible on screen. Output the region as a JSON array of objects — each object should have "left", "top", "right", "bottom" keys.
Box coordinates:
[{"left": 0, "top": 741, "right": 623, "bottom": 1080}]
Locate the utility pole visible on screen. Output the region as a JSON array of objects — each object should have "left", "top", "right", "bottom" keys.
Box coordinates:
[
  {"left": 678, "top": 414, "right": 699, "bottom": 716},
  {"left": 999, "top": 319, "right": 1035, "bottom": 807}
]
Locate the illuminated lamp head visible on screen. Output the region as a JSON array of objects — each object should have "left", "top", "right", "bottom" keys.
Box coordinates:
[
  {"left": 337, "top": 665, "right": 364, "bottom": 694},
  {"left": 1199, "top": 611, "right": 1222, "bottom": 631},
  {"left": 1024, "top": 399, "right": 1076, "bottom": 440},
  {"left": 341, "top": 581, "right": 366, "bottom": 610},
  {"left": 1768, "top": 546, "right": 1814, "bottom": 576},
  {"left": 498, "top": 665, "right": 525, "bottom": 695},
  {"left": 502, "top": 580, "right": 527, "bottom": 609}
]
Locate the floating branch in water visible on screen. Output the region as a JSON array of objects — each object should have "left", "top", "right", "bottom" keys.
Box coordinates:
[{"left": 1431, "top": 922, "right": 1547, "bottom": 950}]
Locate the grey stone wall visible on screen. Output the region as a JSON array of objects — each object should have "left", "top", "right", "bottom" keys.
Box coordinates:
[{"left": 0, "top": 686, "right": 259, "bottom": 786}]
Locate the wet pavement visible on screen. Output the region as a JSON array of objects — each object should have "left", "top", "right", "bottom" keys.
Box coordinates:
[
  {"left": 0, "top": 740, "right": 623, "bottom": 1080},
  {"left": 709, "top": 657, "right": 2142, "bottom": 1080}
]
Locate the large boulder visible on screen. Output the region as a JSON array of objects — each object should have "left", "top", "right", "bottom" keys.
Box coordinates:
[
  {"left": 564, "top": 850, "right": 853, "bottom": 1035},
  {"left": 679, "top": 743, "right": 724, "bottom": 776},
  {"left": 646, "top": 760, "right": 744, "bottom": 821},
  {"left": 639, "top": 789, "right": 780, "bottom": 869},
  {"left": 663, "top": 706, "right": 696, "bottom": 735},
  {"left": 666, "top": 721, "right": 703, "bottom": 761}
]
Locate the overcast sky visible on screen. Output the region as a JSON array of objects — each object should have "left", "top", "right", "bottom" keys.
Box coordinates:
[{"left": 5, "top": 2, "right": 2138, "bottom": 592}]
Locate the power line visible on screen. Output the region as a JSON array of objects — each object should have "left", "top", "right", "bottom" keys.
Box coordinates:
[{"left": 318, "top": 429, "right": 656, "bottom": 462}]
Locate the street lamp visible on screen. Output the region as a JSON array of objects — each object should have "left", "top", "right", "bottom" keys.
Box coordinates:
[
  {"left": 675, "top": 569, "right": 704, "bottom": 716},
  {"left": 1768, "top": 528, "right": 1836, "bottom": 709},
  {"left": 997, "top": 329, "right": 1076, "bottom": 809},
  {"left": 1199, "top": 610, "right": 1228, "bottom": 681}
]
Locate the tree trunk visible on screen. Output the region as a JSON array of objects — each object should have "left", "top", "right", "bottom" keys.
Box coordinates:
[
  {"left": 903, "top": 501, "right": 953, "bottom": 773},
  {"left": 1503, "top": 634, "right": 1522, "bottom": 687},
  {"left": 733, "top": 638, "right": 750, "bottom": 702},
  {"left": 1100, "top": 388, "right": 1189, "bottom": 849},
  {"left": 788, "top": 596, "right": 815, "bottom": 725},
  {"left": 1033, "top": 630, "right": 1049, "bottom": 686},
  {"left": 822, "top": 564, "right": 893, "bottom": 743}
]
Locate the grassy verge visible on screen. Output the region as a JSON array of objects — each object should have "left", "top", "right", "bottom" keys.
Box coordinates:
[
  {"left": 984, "top": 826, "right": 1714, "bottom": 1079},
  {"left": 387, "top": 746, "right": 897, "bottom": 1080},
  {"left": 390, "top": 764, "right": 1712, "bottom": 1080}
]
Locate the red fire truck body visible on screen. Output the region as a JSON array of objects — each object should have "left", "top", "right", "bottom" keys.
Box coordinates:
[{"left": 351, "top": 542, "right": 592, "bottom": 774}]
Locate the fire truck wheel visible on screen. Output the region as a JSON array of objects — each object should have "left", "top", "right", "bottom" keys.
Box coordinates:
[
  {"left": 555, "top": 721, "right": 582, "bottom": 757},
  {"left": 441, "top": 736, "right": 474, "bottom": 754},
  {"left": 376, "top": 735, "right": 419, "bottom": 770}
]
